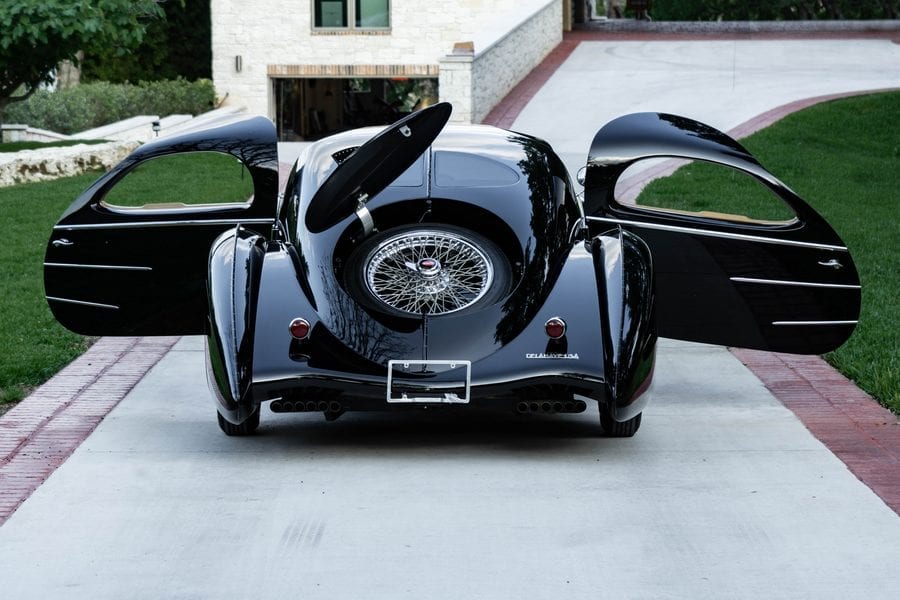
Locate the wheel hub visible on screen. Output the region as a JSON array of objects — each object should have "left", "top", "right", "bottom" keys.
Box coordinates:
[{"left": 416, "top": 257, "right": 442, "bottom": 277}]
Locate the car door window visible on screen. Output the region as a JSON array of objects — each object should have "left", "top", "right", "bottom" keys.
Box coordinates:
[
  {"left": 614, "top": 158, "right": 797, "bottom": 225},
  {"left": 102, "top": 151, "right": 255, "bottom": 210}
]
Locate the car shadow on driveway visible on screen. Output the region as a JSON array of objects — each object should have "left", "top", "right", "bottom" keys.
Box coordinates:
[{"left": 250, "top": 408, "right": 608, "bottom": 451}]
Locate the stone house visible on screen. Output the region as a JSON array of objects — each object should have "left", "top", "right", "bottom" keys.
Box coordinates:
[{"left": 211, "top": 0, "right": 568, "bottom": 140}]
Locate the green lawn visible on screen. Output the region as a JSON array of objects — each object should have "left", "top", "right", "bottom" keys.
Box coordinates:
[
  {"left": 104, "top": 152, "right": 254, "bottom": 207},
  {"left": 635, "top": 92, "right": 899, "bottom": 412},
  {"left": 1, "top": 173, "right": 98, "bottom": 404},
  {"left": 1, "top": 94, "right": 897, "bottom": 413},
  {"left": 0, "top": 151, "right": 257, "bottom": 406}
]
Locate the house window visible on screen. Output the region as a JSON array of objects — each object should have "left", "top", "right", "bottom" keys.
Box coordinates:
[{"left": 314, "top": 0, "right": 390, "bottom": 29}]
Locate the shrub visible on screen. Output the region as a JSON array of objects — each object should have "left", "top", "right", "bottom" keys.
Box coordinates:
[
  {"left": 5, "top": 79, "right": 216, "bottom": 135},
  {"left": 652, "top": 0, "right": 899, "bottom": 20}
]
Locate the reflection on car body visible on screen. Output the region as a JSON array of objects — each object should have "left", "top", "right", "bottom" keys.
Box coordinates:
[{"left": 44, "top": 103, "right": 860, "bottom": 438}]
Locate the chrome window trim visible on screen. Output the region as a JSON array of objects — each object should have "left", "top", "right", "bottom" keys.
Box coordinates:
[
  {"left": 54, "top": 218, "right": 274, "bottom": 231},
  {"left": 44, "top": 262, "right": 153, "bottom": 272},
  {"left": 46, "top": 296, "right": 119, "bottom": 310},
  {"left": 730, "top": 277, "right": 860, "bottom": 290},
  {"left": 772, "top": 320, "right": 858, "bottom": 326},
  {"left": 586, "top": 216, "right": 847, "bottom": 252},
  {"left": 99, "top": 200, "right": 253, "bottom": 216}
]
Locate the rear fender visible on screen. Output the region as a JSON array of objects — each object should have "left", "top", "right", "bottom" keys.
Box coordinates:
[
  {"left": 206, "top": 226, "right": 266, "bottom": 422},
  {"left": 592, "top": 227, "right": 657, "bottom": 421}
]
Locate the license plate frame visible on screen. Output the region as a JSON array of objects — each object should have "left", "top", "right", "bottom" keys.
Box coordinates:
[{"left": 386, "top": 360, "right": 471, "bottom": 404}]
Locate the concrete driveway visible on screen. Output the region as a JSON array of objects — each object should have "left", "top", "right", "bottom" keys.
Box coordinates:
[
  {"left": 1, "top": 33, "right": 899, "bottom": 599},
  {"left": 514, "top": 37, "right": 900, "bottom": 174},
  {"left": 1, "top": 337, "right": 898, "bottom": 598}
]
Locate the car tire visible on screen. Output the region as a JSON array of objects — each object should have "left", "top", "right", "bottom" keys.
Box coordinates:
[
  {"left": 345, "top": 223, "right": 511, "bottom": 318},
  {"left": 217, "top": 409, "right": 260, "bottom": 436},
  {"left": 600, "top": 411, "right": 642, "bottom": 437}
]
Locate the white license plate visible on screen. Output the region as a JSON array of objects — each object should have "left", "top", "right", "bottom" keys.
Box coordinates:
[{"left": 386, "top": 360, "right": 471, "bottom": 404}]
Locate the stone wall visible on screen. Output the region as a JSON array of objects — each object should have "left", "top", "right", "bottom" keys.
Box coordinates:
[
  {"left": 211, "top": 0, "right": 560, "bottom": 123},
  {"left": 1, "top": 125, "right": 70, "bottom": 144},
  {"left": 0, "top": 142, "right": 138, "bottom": 188},
  {"left": 441, "top": 1, "right": 562, "bottom": 123}
]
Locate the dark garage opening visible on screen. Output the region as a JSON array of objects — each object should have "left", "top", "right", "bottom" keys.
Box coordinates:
[{"left": 273, "top": 77, "right": 439, "bottom": 141}]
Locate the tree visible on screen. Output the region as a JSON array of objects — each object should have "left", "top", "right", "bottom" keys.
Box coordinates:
[
  {"left": 82, "top": 1, "right": 210, "bottom": 83},
  {"left": 0, "top": 0, "right": 164, "bottom": 129}
]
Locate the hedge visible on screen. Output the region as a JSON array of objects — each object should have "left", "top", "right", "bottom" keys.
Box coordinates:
[
  {"left": 5, "top": 79, "right": 216, "bottom": 135},
  {"left": 652, "top": 0, "right": 899, "bottom": 20}
]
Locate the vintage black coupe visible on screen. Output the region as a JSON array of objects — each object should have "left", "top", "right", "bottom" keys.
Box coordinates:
[{"left": 44, "top": 103, "right": 860, "bottom": 437}]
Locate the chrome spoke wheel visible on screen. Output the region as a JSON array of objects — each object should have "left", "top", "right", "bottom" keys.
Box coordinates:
[{"left": 365, "top": 229, "right": 494, "bottom": 316}]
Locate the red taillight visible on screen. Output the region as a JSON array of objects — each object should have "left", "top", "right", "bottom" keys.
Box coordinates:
[
  {"left": 545, "top": 317, "right": 566, "bottom": 339},
  {"left": 289, "top": 318, "right": 311, "bottom": 340}
]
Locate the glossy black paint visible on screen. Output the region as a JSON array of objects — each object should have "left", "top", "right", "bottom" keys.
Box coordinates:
[
  {"left": 248, "top": 238, "right": 609, "bottom": 411},
  {"left": 43, "top": 108, "right": 861, "bottom": 433},
  {"left": 282, "top": 124, "right": 580, "bottom": 358},
  {"left": 592, "top": 228, "right": 657, "bottom": 421},
  {"left": 206, "top": 226, "right": 266, "bottom": 422},
  {"left": 305, "top": 102, "right": 452, "bottom": 233},
  {"left": 585, "top": 112, "right": 860, "bottom": 354},
  {"left": 44, "top": 116, "right": 278, "bottom": 335},
  {"left": 247, "top": 122, "right": 606, "bottom": 414}
]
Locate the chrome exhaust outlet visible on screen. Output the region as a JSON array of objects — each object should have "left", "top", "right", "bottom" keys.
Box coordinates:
[
  {"left": 324, "top": 401, "right": 345, "bottom": 422},
  {"left": 272, "top": 400, "right": 342, "bottom": 413},
  {"left": 514, "top": 399, "right": 589, "bottom": 414}
]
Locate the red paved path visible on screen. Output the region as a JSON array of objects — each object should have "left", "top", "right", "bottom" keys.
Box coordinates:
[
  {"left": 732, "top": 350, "right": 900, "bottom": 514},
  {"left": 482, "top": 29, "right": 899, "bottom": 515},
  {"left": 2, "top": 28, "right": 897, "bottom": 525},
  {"left": 0, "top": 337, "right": 178, "bottom": 523}
]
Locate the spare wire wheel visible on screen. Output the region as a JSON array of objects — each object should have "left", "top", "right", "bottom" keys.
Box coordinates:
[{"left": 359, "top": 227, "right": 501, "bottom": 316}]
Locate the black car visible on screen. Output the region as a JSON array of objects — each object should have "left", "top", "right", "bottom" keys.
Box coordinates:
[{"left": 44, "top": 103, "right": 860, "bottom": 437}]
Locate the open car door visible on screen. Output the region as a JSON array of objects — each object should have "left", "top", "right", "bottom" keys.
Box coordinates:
[
  {"left": 44, "top": 116, "right": 279, "bottom": 336},
  {"left": 583, "top": 113, "right": 860, "bottom": 354}
]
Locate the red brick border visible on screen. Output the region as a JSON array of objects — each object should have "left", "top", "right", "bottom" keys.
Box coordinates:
[
  {"left": 727, "top": 88, "right": 900, "bottom": 139},
  {"left": 732, "top": 350, "right": 900, "bottom": 514},
  {"left": 483, "top": 30, "right": 900, "bottom": 129},
  {"left": 1, "top": 32, "right": 897, "bottom": 527},
  {"left": 0, "top": 162, "right": 297, "bottom": 525},
  {"left": 482, "top": 38, "right": 581, "bottom": 129},
  {"left": 0, "top": 336, "right": 178, "bottom": 525},
  {"left": 484, "top": 32, "right": 900, "bottom": 514}
]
